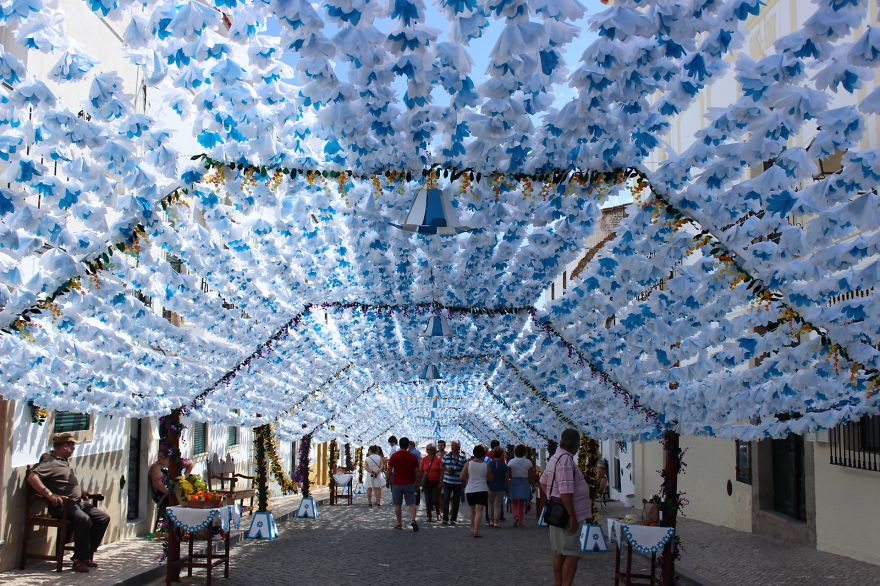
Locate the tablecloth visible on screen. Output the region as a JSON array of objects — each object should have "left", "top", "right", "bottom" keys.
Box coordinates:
[
  {"left": 332, "top": 473, "right": 353, "bottom": 485},
  {"left": 606, "top": 518, "right": 675, "bottom": 554},
  {"left": 165, "top": 504, "right": 241, "bottom": 534}
]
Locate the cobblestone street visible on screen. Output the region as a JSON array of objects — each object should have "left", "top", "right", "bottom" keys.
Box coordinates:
[
  {"left": 152, "top": 501, "right": 623, "bottom": 586},
  {"left": 3, "top": 495, "right": 878, "bottom": 585}
]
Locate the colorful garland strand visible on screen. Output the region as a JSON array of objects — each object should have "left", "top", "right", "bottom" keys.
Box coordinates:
[
  {"left": 355, "top": 446, "right": 364, "bottom": 484},
  {"left": 195, "top": 153, "right": 634, "bottom": 192},
  {"left": 28, "top": 400, "right": 48, "bottom": 425},
  {"left": 293, "top": 433, "right": 312, "bottom": 498},
  {"left": 328, "top": 440, "right": 339, "bottom": 478},
  {"left": 643, "top": 183, "right": 880, "bottom": 400},
  {"left": 265, "top": 424, "right": 300, "bottom": 494},
  {"left": 4, "top": 187, "right": 188, "bottom": 333},
  {"left": 482, "top": 383, "right": 549, "bottom": 442},
  {"left": 253, "top": 424, "right": 270, "bottom": 512}
]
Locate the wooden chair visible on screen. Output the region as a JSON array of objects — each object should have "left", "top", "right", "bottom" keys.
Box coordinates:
[
  {"left": 185, "top": 527, "right": 231, "bottom": 585},
  {"left": 151, "top": 493, "right": 169, "bottom": 534},
  {"left": 19, "top": 465, "right": 104, "bottom": 572},
  {"left": 207, "top": 454, "right": 255, "bottom": 514}
]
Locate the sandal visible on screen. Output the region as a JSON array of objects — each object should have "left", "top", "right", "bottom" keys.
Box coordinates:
[{"left": 394, "top": 524, "right": 402, "bottom": 530}]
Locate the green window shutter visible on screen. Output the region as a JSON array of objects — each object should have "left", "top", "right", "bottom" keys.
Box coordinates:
[
  {"left": 53, "top": 411, "right": 90, "bottom": 433},
  {"left": 228, "top": 425, "right": 239, "bottom": 446},
  {"left": 193, "top": 422, "right": 207, "bottom": 455}
]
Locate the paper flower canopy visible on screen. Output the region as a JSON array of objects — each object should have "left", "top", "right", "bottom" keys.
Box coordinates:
[{"left": 0, "top": 0, "right": 876, "bottom": 442}]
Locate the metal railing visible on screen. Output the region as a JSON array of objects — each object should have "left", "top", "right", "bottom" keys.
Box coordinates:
[{"left": 830, "top": 415, "right": 880, "bottom": 472}]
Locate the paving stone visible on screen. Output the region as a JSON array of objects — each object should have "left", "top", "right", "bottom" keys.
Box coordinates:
[
  {"left": 147, "top": 501, "right": 635, "bottom": 586},
  {"left": 0, "top": 490, "right": 327, "bottom": 586},
  {"left": 673, "top": 514, "right": 880, "bottom": 586},
  {"left": 5, "top": 493, "right": 877, "bottom": 586}
]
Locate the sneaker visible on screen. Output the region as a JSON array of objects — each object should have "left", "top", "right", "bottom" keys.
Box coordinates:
[
  {"left": 450, "top": 520, "right": 457, "bottom": 526},
  {"left": 411, "top": 521, "right": 419, "bottom": 532},
  {"left": 441, "top": 520, "right": 448, "bottom": 526}
]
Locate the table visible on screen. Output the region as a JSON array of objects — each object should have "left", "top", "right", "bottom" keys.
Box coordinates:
[
  {"left": 606, "top": 519, "right": 675, "bottom": 586},
  {"left": 164, "top": 505, "right": 241, "bottom": 585},
  {"left": 330, "top": 473, "right": 353, "bottom": 505}
]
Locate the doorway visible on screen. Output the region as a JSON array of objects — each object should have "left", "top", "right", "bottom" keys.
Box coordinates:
[
  {"left": 127, "top": 418, "right": 142, "bottom": 521},
  {"left": 752, "top": 435, "right": 816, "bottom": 545},
  {"left": 771, "top": 434, "right": 806, "bottom": 521}
]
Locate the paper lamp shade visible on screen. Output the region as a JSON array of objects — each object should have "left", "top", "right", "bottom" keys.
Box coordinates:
[
  {"left": 390, "top": 187, "right": 474, "bottom": 235},
  {"left": 421, "top": 314, "right": 452, "bottom": 337},
  {"left": 419, "top": 364, "right": 442, "bottom": 380}
]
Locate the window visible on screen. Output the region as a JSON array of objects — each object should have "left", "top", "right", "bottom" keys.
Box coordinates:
[
  {"left": 134, "top": 290, "right": 152, "bottom": 309},
  {"left": 53, "top": 411, "right": 90, "bottom": 433},
  {"left": 162, "top": 308, "right": 184, "bottom": 327},
  {"left": 228, "top": 425, "right": 239, "bottom": 447},
  {"left": 192, "top": 421, "right": 208, "bottom": 456},
  {"left": 735, "top": 440, "right": 752, "bottom": 484},
  {"left": 167, "top": 254, "right": 184, "bottom": 274},
  {"left": 830, "top": 415, "right": 880, "bottom": 472}
]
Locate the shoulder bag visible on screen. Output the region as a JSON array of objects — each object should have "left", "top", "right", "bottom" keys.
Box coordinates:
[
  {"left": 541, "top": 454, "right": 573, "bottom": 528},
  {"left": 421, "top": 455, "right": 436, "bottom": 489}
]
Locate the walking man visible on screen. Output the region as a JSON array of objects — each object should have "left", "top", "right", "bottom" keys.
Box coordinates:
[
  {"left": 441, "top": 440, "right": 467, "bottom": 525},
  {"left": 540, "top": 428, "right": 592, "bottom": 586},
  {"left": 387, "top": 437, "right": 421, "bottom": 531}
]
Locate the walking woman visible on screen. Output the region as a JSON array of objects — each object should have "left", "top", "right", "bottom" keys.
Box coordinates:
[
  {"left": 507, "top": 444, "right": 534, "bottom": 527},
  {"left": 420, "top": 444, "right": 443, "bottom": 522},
  {"left": 363, "top": 445, "right": 386, "bottom": 507},
  {"left": 460, "top": 444, "right": 493, "bottom": 538},
  {"left": 487, "top": 447, "right": 508, "bottom": 527}
]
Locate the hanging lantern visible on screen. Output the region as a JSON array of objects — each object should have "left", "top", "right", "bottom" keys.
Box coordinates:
[
  {"left": 419, "top": 363, "right": 443, "bottom": 380},
  {"left": 421, "top": 314, "right": 452, "bottom": 337},
  {"left": 390, "top": 187, "right": 474, "bottom": 235}
]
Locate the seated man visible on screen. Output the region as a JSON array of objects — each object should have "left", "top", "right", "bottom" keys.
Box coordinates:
[{"left": 27, "top": 432, "right": 110, "bottom": 573}]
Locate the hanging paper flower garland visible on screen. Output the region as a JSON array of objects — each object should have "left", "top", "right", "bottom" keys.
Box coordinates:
[
  {"left": 328, "top": 439, "right": 339, "bottom": 478},
  {"left": 0, "top": 0, "right": 875, "bottom": 444},
  {"left": 293, "top": 434, "right": 313, "bottom": 498},
  {"left": 265, "top": 424, "right": 301, "bottom": 495},
  {"left": 355, "top": 446, "right": 364, "bottom": 484},
  {"left": 253, "top": 424, "right": 271, "bottom": 513}
]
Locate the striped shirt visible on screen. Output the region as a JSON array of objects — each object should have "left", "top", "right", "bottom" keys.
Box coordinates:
[
  {"left": 540, "top": 449, "right": 591, "bottom": 522},
  {"left": 441, "top": 451, "right": 467, "bottom": 484}
]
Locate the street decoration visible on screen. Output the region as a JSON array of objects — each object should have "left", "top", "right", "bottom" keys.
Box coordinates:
[{"left": 0, "top": 0, "right": 873, "bottom": 447}]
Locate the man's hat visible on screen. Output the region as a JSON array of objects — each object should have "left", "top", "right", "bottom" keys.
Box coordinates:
[{"left": 50, "top": 432, "right": 77, "bottom": 445}]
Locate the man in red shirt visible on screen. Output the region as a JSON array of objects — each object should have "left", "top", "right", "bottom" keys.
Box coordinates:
[{"left": 387, "top": 437, "right": 421, "bottom": 531}]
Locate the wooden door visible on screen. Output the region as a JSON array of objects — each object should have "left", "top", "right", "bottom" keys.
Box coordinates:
[{"left": 771, "top": 433, "right": 806, "bottom": 521}]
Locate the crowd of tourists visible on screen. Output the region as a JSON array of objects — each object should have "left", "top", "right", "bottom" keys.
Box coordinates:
[
  {"left": 27, "top": 427, "right": 596, "bottom": 586},
  {"left": 364, "top": 435, "right": 538, "bottom": 537},
  {"left": 362, "top": 428, "right": 595, "bottom": 586}
]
